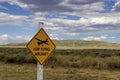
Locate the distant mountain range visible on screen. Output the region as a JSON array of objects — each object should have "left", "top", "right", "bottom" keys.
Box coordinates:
[{"left": 1, "top": 40, "right": 120, "bottom": 49}]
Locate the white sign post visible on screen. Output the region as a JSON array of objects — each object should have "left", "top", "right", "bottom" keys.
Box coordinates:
[
  {"left": 37, "top": 62, "right": 43, "bottom": 80},
  {"left": 37, "top": 22, "right": 44, "bottom": 80}
]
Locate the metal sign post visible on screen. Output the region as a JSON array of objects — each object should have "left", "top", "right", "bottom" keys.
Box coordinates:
[
  {"left": 37, "top": 62, "right": 43, "bottom": 80},
  {"left": 37, "top": 22, "right": 44, "bottom": 80}
]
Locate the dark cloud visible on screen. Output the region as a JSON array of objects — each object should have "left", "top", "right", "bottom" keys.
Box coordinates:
[
  {"left": 33, "top": 5, "right": 73, "bottom": 12},
  {"left": 87, "top": 24, "right": 120, "bottom": 32},
  {"left": 20, "top": 0, "right": 61, "bottom": 5},
  {"left": 18, "top": 0, "right": 106, "bottom": 12},
  {"left": 68, "top": 0, "right": 103, "bottom": 5},
  {"left": 62, "top": 24, "right": 120, "bottom": 34},
  {"left": 112, "top": 1, "right": 120, "bottom": 12},
  {"left": 19, "top": 0, "right": 74, "bottom": 12}
]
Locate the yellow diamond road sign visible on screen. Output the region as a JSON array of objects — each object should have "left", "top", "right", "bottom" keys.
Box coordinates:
[{"left": 26, "top": 28, "right": 56, "bottom": 65}]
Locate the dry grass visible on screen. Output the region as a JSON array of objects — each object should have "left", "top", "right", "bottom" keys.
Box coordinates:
[
  {"left": 0, "top": 45, "right": 120, "bottom": 80},
  {"left": 44, "top": 67, "right": 120, "bottom": 80},
  {"left": 0, "top": 62, "right": 36, "bottom": 80},
  {"left": 0, "top": 62, "right": 120, "bottom": 80},
  {"left": 56, "top": 46, "right": 120, "bottom": 50},
  {"left": 0, "top": 45, "right": 120, "bottom": 49}
]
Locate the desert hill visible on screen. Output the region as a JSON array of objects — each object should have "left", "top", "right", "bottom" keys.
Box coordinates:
[{"left": 1, "top": 40, "right": 120, "bottom": 49}]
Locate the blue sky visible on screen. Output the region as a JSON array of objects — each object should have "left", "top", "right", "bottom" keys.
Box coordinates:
[{"left": 0, "top": 0, "right": 120, "bottom": 44}]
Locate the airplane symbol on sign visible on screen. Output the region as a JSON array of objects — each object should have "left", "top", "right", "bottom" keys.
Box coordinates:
[{"left": 35, "top": 38, "right": 48, "bottom": 46}]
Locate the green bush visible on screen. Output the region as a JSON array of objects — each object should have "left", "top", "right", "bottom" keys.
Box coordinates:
[
  {"left": 0, "top": 47, "right": 120, "bottom": 70},
  {"left": 106, "top": 56, "right": 120, "bottom": 69},
  {"left": 25, "top": 54, "right": 36, "bottom": 63},
  {"left": 0, "top": 53, "right": 5, "bottom": 61},
  {"left": 4, "top": 54, "right": 17, "bottom": 63}
]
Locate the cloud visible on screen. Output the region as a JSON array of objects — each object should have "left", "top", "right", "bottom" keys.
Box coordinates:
[
  {"left": 0, "top": 34, "right": 9, "bottom": 40},
  {"left": 0, "top": 34, "right": 31, "bottom": 45},
  {"left": 0, "top": 33, "right": 58, "bottom": 45},
  {"left": 0, "top": 0, "right": 105, "bottom": 21},
  {"left": 0, "top": 0, "right": 120, "bottom": 41},
  {"left": 112, "top": 0, "right": 120, "bottom": 12},
  {"left": 0, "top": 12, "right": 29, "bottom": 26},
  {"left": 62, "top": 32, "right": 80, "bottom": 36},
  {"left": 49, "top": 33, "right": 59, "bottom": 40},
  {"left": 25, "top": 12, "right": 120, "bottom": 37},
  {"left": 17, "top": 0, "right": 73, "bottom": 12},
  {"left": 45, "top": 15, "right": 120, "bottom": 32},
  {"left": 82, "top": 35, "right": 107, "bottom": 41},
  {"left": 0, "top": 0, "right": 117, "bottom": 15},
  {"left": 15, "top": 35, "right": 32, "bottom": 41},
  {"left": 0, "top": 0, "right": 30, "bottom": 9},
  {"left": 1, "top": 11, "right": 119, "bottom": 38},
  {"left": 0, "top": 34, "right": 12, "bottom": 44},
  {"left": 68, "top": 0, "right": 103, "bottom": 5},
  {"left": 0, "top": 0, "right": 103, "bottom": 15},
  {"left": 89, "top": 16, "right": 120, "bottom": 24}
]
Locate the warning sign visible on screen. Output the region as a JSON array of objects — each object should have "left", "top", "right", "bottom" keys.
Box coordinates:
[{"left": 26, "top": 28, "right": 56, "bottom": 65}]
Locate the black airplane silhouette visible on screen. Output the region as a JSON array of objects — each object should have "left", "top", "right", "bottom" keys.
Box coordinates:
[{"left": 35, "top": 38, "right": 48, "bottom": 46}]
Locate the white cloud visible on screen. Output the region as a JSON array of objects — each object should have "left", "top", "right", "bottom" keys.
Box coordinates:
[
  {"left": 0, "top": 12, "right": 28, "bottom": 26},
  {"left": 0, "top": 0, "right": 30, "bottom": 9},
  {"left": 63, "top": 32, "right": 80, "bottom": 36},
  {"left": 16, "top": 36, "right": 23, "bottom": 39},
  {"left": 49, "top": 33, "right": 59, "bottom": 40},
  {"left": 0, "top": 34, "right": 11, "bottom": 44},
  {"left": 0, "top": 34, "right": 9, "bottom": 40},
  {"left": 0, "top": 11, "right": 119, "bottom": 38},
  {"left": 82, "top": 35, "right": 107, "bottom": 41},
  {"left": 50, "top": 33, "right": 58, "bottom": 37},
  {"left": 90, "top": 16, "right": 120, "bottom": 24},
  {"left": 0, "top": 0, "right": 104, "bottom": 17},
  {"left": 15, "top": 35, "right": 32, "bottom": 42},
  {"left": 0, "top": 34, "right": 31, "bottom": 45},
  {"left": 26, "top": 12, "right": 120, "bottom": 37},
  {"left": 1, "top": 0, "right": 120, "bottom": 29},
  {"left": 0, "top": 0, "right": 120, "bottom": 42}
]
